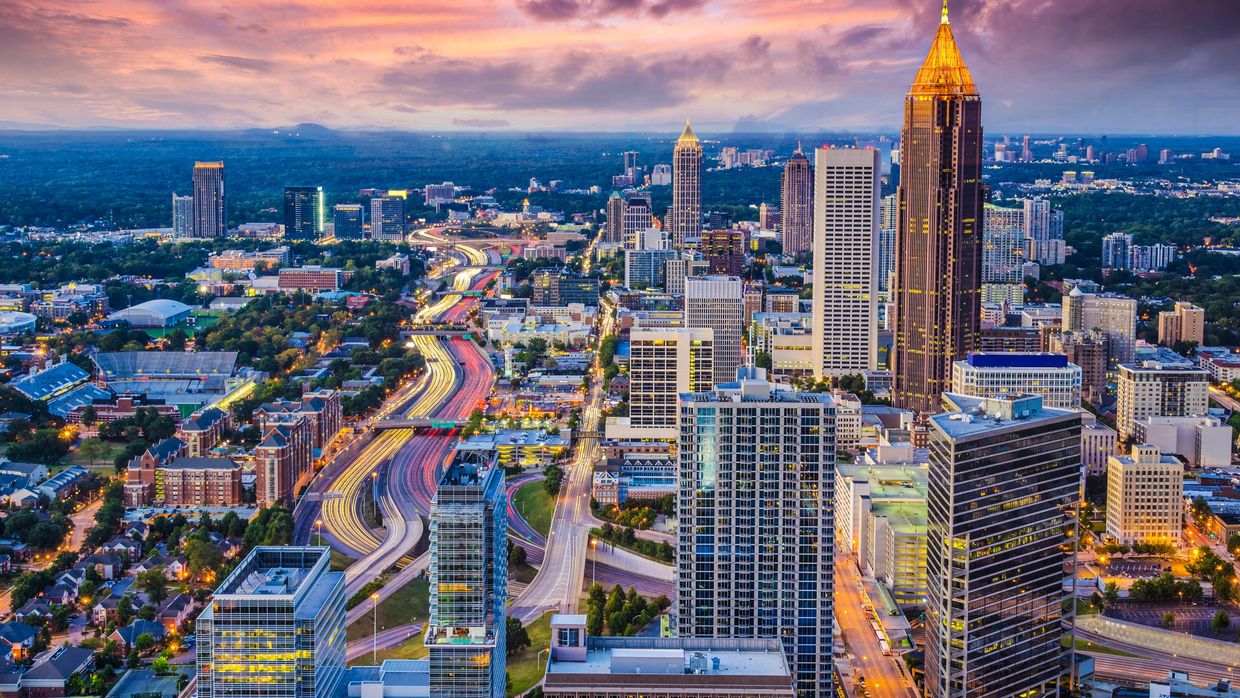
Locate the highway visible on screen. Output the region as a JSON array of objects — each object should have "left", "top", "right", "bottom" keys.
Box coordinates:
[
  {"left": 1208, "top": 385, "right": 1240, "bottom": 412},
  {"left": 510, "top": 302, "right": 615, "bottom": 622},
  {"left": 834, "top": 558, "right": 917, "bottom": 698},
  {"left": 1076, "top": 626, "right": 1238, "bottom": 686}
]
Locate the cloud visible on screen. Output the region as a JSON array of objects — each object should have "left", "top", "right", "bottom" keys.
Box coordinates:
[
  {"left": 739, "top": 35, "right": 770, "bottom": 60},
  {"left": 452, "top": 118, "right": 511, "bottom": 128},
  {"left": 515, "top": 0, "right": 704, "bottom": 21},
  {"left": 200, "top": 54, "right": 277, "bottom": 73}
]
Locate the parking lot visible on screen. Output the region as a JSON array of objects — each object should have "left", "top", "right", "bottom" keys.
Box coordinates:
[{"left": 1106, "top": 603, "right": 1240, "bottom": 637}]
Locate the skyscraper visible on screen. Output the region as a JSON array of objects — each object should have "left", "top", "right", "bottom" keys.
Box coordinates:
[
  {"left": 779, "top": 146, "right": 813, "bottom": 255},
  {"left": 677, "top": 369, "right": 836, "bottom": 697},
  {"left": 604, "top": 192, "right": 624, "bottom": 244},
  {"left": 700, "top": 229, "right": 745, "bottom": 276},
  {"left": 1101, "top": 232, "right": 1133, "bottom": 269},
  {"left": 623, "top": 150, "right": 640, "bottom": 180},
  {"left": 1157, "top": 301, "right": 1206, "bottom": 347},
  {"left": 891, "top": 5, "right": 983, "bottom": 413},
  {"left": 425, "top": 449, "right": 507, "bottom": 698},
  {"left": 332, "top": 203, "right": 364, "bottom": 240},
  {"left": 171, "top": 193, "right": 193, "bottom": 239},
  {"left": 1062, "top": 288, "right": 1137, "bottom": 366},
  {"left": 980, "top": 203, "right": 1025, "bottom": 306},
  {"left": 925, "top": 394, "right": 1080, "bottom": 698},
  {"left": 283, "top": 186, "right": 324, "bottom": 240},
  {"left": 811, "top": 147, "right": 879, "bottom": 377},
  {"left": 369, "top": 196, "right": 406, "bottom": 241},
  {"left": 192, "top": 161, "right": 226, "bottom": 238},
  {"left": 1022, "top": 197, "right": 1065, "bottom": 265},
  {"left": 622, "top": 193, "right": 653, "bottom": 250},
  {"left": 197, "top": 547, "right": 345, "bottom": 698},
  {"left": 669, "top": 120, "right": 702, "bottom": 249},
  {"left": 629, "top": 327, "right": 714, "bottom": 438},
  {"left": 1021, "top": 134, "right": 1032, "bottom": 161},
  {"left": 684, "top": 275, "right": 743, "bottom": 386}
]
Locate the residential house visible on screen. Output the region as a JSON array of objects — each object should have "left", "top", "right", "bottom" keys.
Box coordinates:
[
  {"left": 12, "top": 600, "right": 52, "bottom": 624},
  {"left": 101, "top": 537, "right": 142, "bottom": 562},
  {"left": 110, "top": 619, "right": 166, "bottom": 650},
  {"left": 156, "top": 594, "right": 196, "bottom": 634},
  {"left": 0, "top": 623, "right": 38, "bottom": 662},
  {"left": 21, "top": 646, "right": 95, "bottom": 698},
  {"left": 81, "top": 553, "right": 122, "bottom": 580},
  {"left": 33, "top": 466, "right": 89, "bottom": 501}
]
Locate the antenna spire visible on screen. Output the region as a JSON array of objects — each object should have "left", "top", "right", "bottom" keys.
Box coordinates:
[{"left": 941, "top": 0, "right": 950, "bottom": 24}]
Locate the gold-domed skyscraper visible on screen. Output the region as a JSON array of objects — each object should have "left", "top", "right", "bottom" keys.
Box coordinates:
[
  {"left": 669, "top": 119, "right": 702, "bottom": 249},
  {"left": 891, "top": 0, "right": 983, "bottom": 413}
]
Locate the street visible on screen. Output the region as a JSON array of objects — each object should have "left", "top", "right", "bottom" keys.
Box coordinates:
[{"left": 834, "top": 559, "right": 917, "bottom": 698}]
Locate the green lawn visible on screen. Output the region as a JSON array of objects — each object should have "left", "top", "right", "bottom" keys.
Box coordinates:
[
  {"left": 1061, "top": 636, "right": 1139, "bottom": 657},
  {"left": 373, "top": 632, "right": 428, "bottom": 662},
  {"left": 66, "top": 441, "right": 127, "bottom": 475},
  {"left": 347, "top": 578, "right": 430, "bottom": 642},
  {"left": 513, "top": 481, "right": 554, "bottom": 539},
  {"left": 507, "top": 612, "right": 552, "bottom": 697},
  {"left": 330, "top": 549, "right": 356, "bottom": 572}
]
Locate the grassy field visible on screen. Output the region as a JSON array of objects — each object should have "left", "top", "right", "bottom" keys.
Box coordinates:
[
  {"left": 330, "top": 549, "right": 356, "bottom": 572},
  {"left": 1061, "top": 636, "right": 1140, "bottom": 657},
  {"left": 347, "top": 578, "right": 430, "bottom": 643},
  {"left": 513, "top": 481, "right": 554, "bottom": 539},
  {"left": 66, "top": 441, "right": 128, "bottom": 475},
  {"left": 373, "top": 632, "right": 428, "bottom": 662},
  {"left": 506, "top": 612, "right": 552, "bottom": 697}
]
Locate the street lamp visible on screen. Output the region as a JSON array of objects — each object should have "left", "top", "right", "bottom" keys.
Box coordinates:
[
  {"left": 372, "top": 592, "right": 380, "bottom": 664},
  {"left": 315, "top": 519, "right": 322, "bottom": 547},
  {"left": 589, "top": 537, "right": 597, "bottom": 587}
]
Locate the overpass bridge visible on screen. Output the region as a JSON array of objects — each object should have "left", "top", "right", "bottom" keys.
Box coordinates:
[{"left": 371, "top": 417, "right": 469, "bottom": 431}]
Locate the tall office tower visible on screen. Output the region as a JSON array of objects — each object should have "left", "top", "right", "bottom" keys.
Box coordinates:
[
  {"left": 759, "top": 202, "right": 781, "bottom": 231},
  {"left": 604, "top": 192, "right": 625, "bottom": 244},
  {"left": 1115, "top": 359, "right": 1209, "bottom": 441},
  {"left": 677, "top": 370, "right": 836, "bottom": 698},
  {"left": 1062, "top": 288, "right": 1138, "bottom": 366},
  {"left": 779, "top": 146, "right": 813, "bottom": 254},
  {"left": 1101, "top": 231, "right": 1134, "bottom": 269},
  {"left": 664, "top": 251, "right": 709, "bottom": 295},
  {"left": 1106, "top": 444, "right": 1183, "bottom": 547},
  {"left": 621, "top": 194, "right": 653, "bottom": 250},
  {"left": 1021, "top": 198, "right": 1065, "bottom": 265},
  {"left": 425, "top": 450, "right": 507, "bottom": 698},
  {"left": 1086, "top": 144, "right": 1096, "bottom": 161},
  {"left": 1048, "top": 329, "right": 1108, "bottom": 405},
  {"left": 629, "top": 327, "right": 714, "bottom": 438},
  {"left": 700, "top": 229, "right": 745, "bottom": 276},
  {"left": 669, "top": 120, "right": 702, "bottom": 249},
  {"left": 951, "top": 352, "right": 1082, "bottom": 409},
  {"left": 623, "top": 150, "right": 640, "bottom": 179},
  {"left": 877, "top": 194, "right": 898, "bottom": 330},
  {"left": 171, "top": 193, "right": 193, "bottom": 239},
  {"left": 332, "top": 203, "right": 364, "bottom": 240},
  {"left": 684, "top": 275, "right": 743, "bottom": 386},
  {"left": 283, "top": 186, "right": 324, "bottom": 240},
  {"left": 811, "top": 147, "right": 879, "bottom": 377},
  {"left": 891, "top": 6, "right": 983, "bottom": 413},
  {"left": 980, "top": 203, "right": 1025, "bottom": 306},
  {"left": 192, "top": 161, "right": 227, "bottom": 238},
  {"left": 369, "top": 196, "right": 406, "bottom": 241},
  {"left": 1157, "top": 301, "right": 1206, "bottom": 348},
  {"left": 1021, "top": 134, "right": 1032, "bottom": 161},
  {"left": 926, "top": 394, "right": 1080, "bottom": 698},
  {"left": 197, "top": 547, "right": 345, "bottom": 698}
]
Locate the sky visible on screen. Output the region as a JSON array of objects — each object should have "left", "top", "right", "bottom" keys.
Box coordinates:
[{"left": 1, "top": 0, "right": 1238, "bottom": 134}]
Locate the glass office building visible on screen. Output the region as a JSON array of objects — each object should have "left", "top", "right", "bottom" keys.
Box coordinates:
[
  {"left": 425, "top": 449, "right": 508, "bottom": 698},
  {"left": 197, "top": 546, "right": 345, "bottom": 698}
]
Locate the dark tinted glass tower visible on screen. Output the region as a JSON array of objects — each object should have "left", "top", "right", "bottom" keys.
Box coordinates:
[
  {"left": 192, "top": 161, "right": 226, "bottom": 238},
  {"left": 283, "top": 186, "right": 324, "bottom": 239},
  {"left": 891, "top": 5, "right": 983, "bottom": 413},
  {"left": 332, "top": 204, "right": 364, "bottom": 240}
]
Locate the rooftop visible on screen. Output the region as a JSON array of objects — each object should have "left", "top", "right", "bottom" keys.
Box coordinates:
[
  {"left": 932, "top": 393, "right": 1076, "bottom": 438},
  {"left": 547, "top": 636, "right": 791, "bottom": 685},
  {"left": 212, "top": 546, "right": 330, "bottom": 599}
]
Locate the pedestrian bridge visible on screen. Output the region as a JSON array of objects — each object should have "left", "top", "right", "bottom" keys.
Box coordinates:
[{"left": 372, "top": 418, "right": 469, "bottom": 430}]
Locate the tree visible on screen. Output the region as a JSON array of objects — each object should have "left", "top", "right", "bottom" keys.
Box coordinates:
[
  {"left": 508, "top": 541, "right": 527, "bottom": 568},
  {"left": 1228, "top": 532, "right": 1240, "bottom": 557},
  {"left": 134, "top": 632, "right": 156, "bottom": 653},
  {"left": 543, "top": 463, "right": 564, "bottom": 496},
  {"left": 80, "top": 405, "right": 98, "bottom": 426},
  {"left": 184, "top": 538, "right": 224, "bottom": 579},
  {"left": 1210, "top": 610, "right": 1231, "bottom": 633},
  {"left": 77, "top": 438, "right": 110, "bottom": 466},
  {"left": 152, "top": 656, "right": 171, "bottom": 675},
  {"left": 1102, "top": 581, "right": 1120, "bottom": 605},
  {"left": 1161, "top": 612, "right": 1175, "bottom": 628},
  {"left": 505, "top": 617, "right": 531, "bottom": 656}
]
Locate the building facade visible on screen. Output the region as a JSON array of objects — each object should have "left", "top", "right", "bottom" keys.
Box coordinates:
[
  {"left": 369, "top": 196, "right": 405, "bottom": 241},
  {"left": 891, "top": 11, "right": 983, "bottom": 413},
  {"left": 677, "top": 371, "right": 835, "bottom": 697},
  {"left": 332, "top": 204, "right": 364, "bottom": 240},
  {"left": 684, "top": 275, "right": 743, "bottom": 386},
  {"left": 196, "top": 547, "right": 345, "bottom": 698},
  {"left": 172, "top": 194, "right": 193, "bottom": 239},
  {"left": 1115, "top": 360, "right": 1209, "bottom": 441},
  {"left": 628, "top": 328, "right": 714, "bottom": 438},
  {"left": 1062, "top": 289, "right": 1138, "bottom": 367},
  {"left": 926, "top": 394, "right": 1081, "bottom": 698},
  {"left": 1106, "top": 444, "right": 1183, "bottom": 546},
  {"left": 669, "top": 121, "right": 702, "bottom": 249},
  {"left": 1157, "top": 302, "right": 1205, "bottom": 348},
  {"left": 779, "top": 147, "right": 813, "bottom": 255},
  {"left": 950, "top": 352, "right": 1082, "bottom": 410},
  {"left": 283, "top": 186, "right": 324, "bottom": 240},
  {"left": 192, "top": 162, "right": 226, "bottom": 239},
  {"left": 700, "top": 229, "right": 745, "bottom": 276},
  {"left": 811, "top": 147, "right": 880, "bottom": 378}
]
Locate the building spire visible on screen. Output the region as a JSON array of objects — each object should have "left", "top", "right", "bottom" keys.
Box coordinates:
[
  {"left": 941, "top": 0, "right": 950, "bottom": 24},
  {"left": 677, "top": 118, "right": 699, "bottom": 145}
]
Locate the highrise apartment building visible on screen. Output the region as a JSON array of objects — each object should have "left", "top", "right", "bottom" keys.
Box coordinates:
[
  {"left": 1062, "top": 288, "right": 1137, "bottom": 366},
  {"left": 981, "top": 203, "right": 1024, "bottom": 306},
  {"left": 684, "top": 275, "right": 743, "bottom": 386},
  {"left": 1101, "top": 232, "right": 1134, "bottom": 270},
  {"left": 192, "top": 162, "right": 227, "bottom": 238},
  {"left": 926, "top": 394, "right": 1080, "bottom": 698},
  {"left": 628, "top": 327, "right": 714, "bottom": 438},
  {"left": 701, "top": 229, "right": 745, "bottom": 276},
  {"left": 1047, "top": 329, "right": 1108, "bottom": 405},
  {"left": 1157, "top": 301, "right": 1205, "bottom": 348},
  {"left": 283, "top": 186, "right": 324, "bottom": 240},
  {"left": 425, "top": 450, "right": 507, "bottom": 698},
  {"left": 369, "top": 196, "right": 405, "bottom": 241},
  {"left": 621, "top": 194, "right": 653, "bottom": 250},
  {"left": 779, "top": 146, "right": 813, "bottom": 254},
  {"left": 891, "top": 8, "right": 983, "bottom": 413},
  {"left": 172, "top": 193, "right": 193, "bottom": 239},
  {"left": 1106, "top": 444, "right": 1183, "bottom": 546},
  {"left": 669, "top": 120, "right": 702, "bottom": 249},
  {"left": 1022, "top": 198, "right": 1065, "bottom": 265},
  {"left": 1116, "top": 360, "right": 1209, "bottom": 441},
  {"left": 604, "top": 192, "right": 625, "bottom": 244},
  {"left": 332, "top": 203, "right": 364, "bottom": 240},
  {"left": 950, "top": 352, "right": 1082, "bottom": 410},
  {"left": 677, "top": 370, "right": 836, "bottom": 697},
  {"left": 197, "top": 547, "right": 345, "bottom": 698},
  {"left": 811, "top": 147, "right": 879, "bottom": 377}
]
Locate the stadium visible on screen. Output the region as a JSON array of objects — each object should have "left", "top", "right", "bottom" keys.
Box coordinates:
[{"left": 92, "top": 351, "right": 241, "bottom": 413}]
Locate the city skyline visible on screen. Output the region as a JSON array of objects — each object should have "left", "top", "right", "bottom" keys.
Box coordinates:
[{"left": 1, "top": 1, "right": 1238, "bottom": 134}]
